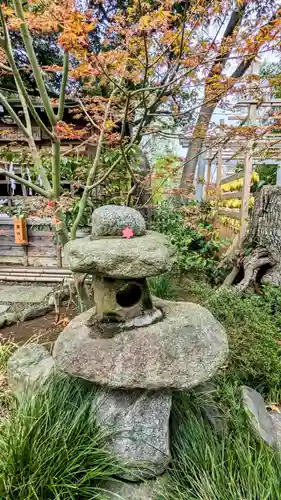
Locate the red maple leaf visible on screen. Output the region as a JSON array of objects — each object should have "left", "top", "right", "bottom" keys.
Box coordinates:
[{"left": 122, "top": 226, "right": 134, "bottom": 239}]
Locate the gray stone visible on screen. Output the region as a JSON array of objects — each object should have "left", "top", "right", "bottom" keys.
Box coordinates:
[
  {"left": 269, "top": 410, "right": 281, "bottom": 451},
  {"left": 94, "top": 390, "right": 171, "bottom": 479},
  {"left": 20, "top": 305, "right": 52, "bottom": 322},
  {"left": 53, "top": 298, "right": 228, "bottom": 390},
  {"left": 241, "top": 386, "right": 275, "bottom": 446},
  {"left": 48, "top": 295, "right": 55, "bottom": 306},
  {"left": 64, "top": 231, "right": 175, "bottom": 278},
  {"left": 4, "top": 312, "right": 19, "bottom": 325},
  {"left": 7, "top": 343, "right": 55, "bottom": 392},
  {"left": 101, "top": 478, "right": 164, "bottom": 500},
  {"left": 0, "top": 286, "right": 53, "bottom": 304},
  {"left": 0, "top": 305, "right": 9, "bottom": 314},
  {"left": 92, "top": 205, "right": 146, "bottom": 237}
]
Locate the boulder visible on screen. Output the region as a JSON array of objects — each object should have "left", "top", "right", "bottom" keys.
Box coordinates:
[
  {"left": 241, "top": 386, "right": 281, "bottom": 450},
  {"left": 269, "top": 411, "right": 281, "bottom": 450},
  {"left": 53, "top": 298, "right": 228, "bottom": 390},
  {"left": 64, "top": 231, "right": 176, "bottom": 278},
  {"left": 7, "top": 343, "right": 55, "bottom": 393},
  {"left": 20, "top": 305, "right": 52, "bottom": 322},
  {"left": 92, "top": 205, "right": 146, "bottom": 237},
  {"left": 94, "top": 389, "right": 171, "bottom": 479}
]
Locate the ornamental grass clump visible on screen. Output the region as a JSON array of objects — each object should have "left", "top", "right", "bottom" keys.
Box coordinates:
[
  {"left": 163, "top": 387, "right": 281, "bottom": 500},
  {"left": 0, "top": 374, "right": 124, "bottom": 499}
]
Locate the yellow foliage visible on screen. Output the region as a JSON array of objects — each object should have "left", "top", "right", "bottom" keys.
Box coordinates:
[{"left": 221, "top": 171, "right": 259, "bottom": 193}]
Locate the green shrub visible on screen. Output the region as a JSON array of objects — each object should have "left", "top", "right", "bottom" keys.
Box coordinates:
[
  {"left": 149, "top": 203, "right": 224, "bottom": 282},
  {"left": 0, "top": 375, "right": 123, "bottom": 499},
  {"left": 178, "top": 280, "right": 281, "bottom": 394},
  {"left": 205, "top": 287, "right": 281, "bottom": 393},
  {"left": 162, "top": 387, "right": 281, "bottom": 500}
]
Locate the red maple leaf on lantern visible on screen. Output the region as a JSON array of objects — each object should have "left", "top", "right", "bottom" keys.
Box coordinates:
[{"left": 122, "top": 226, "right": 134, "bottom": 239}]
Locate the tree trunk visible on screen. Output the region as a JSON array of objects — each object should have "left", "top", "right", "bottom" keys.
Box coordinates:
[
  {"left": 223, "top": 186, "right": 281, "bottom": 292},
  {"left": 180, "top": 103, "right": 215, "bottom": 189},
  {"left": 179, "top": 7, "right": 247, "bottom": 190}
]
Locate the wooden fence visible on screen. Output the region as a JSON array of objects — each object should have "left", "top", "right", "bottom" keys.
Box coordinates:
[
  {"left": 0, "top": 217, "right": 92, "bottom": 267},
  {"left": 206, "top": 171, "right": 244, "bottom": 242},
  {"left": 0, "top": 217, "right": 58, "bottom": 266}
]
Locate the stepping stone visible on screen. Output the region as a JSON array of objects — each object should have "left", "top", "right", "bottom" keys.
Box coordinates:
[
  {"left": 0, "top": 304, "right": 9, "bottom": 314},
  {"left": 0, "top": 286, "right": 53, "bottom": 304}
]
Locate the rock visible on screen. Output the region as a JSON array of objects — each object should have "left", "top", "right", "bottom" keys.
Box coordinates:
[
  {"left": 94, "top": 390, "right": 171, "bottom": 479},
  {"left": 269, "top": 410, "right": 281, "bottom": 450},
  {"left": 92, "top": 205, "right": 146, "bottom": 237},
  {"left": 241, "top": 386, "right": 275, "bottom": 446},
  {"left": 7, "top": 344, "right": 55, "bottom": 393},
  {"left": 48, "top": 295, "right": 55, "bottom": 306},
  {"left": 0, "top": 285, "right": 53, "bottom": 304},
  {"left": 101, "top": 478, "right": 164, "bottom": 500},
  {"left": 53, "top": 298, "right": 228, "bottom": 390},
  {"left": 4, "top": 312, "right": 19, "bottom": 325},
  {"left": 20, "top": 305, "right": 52, "bottom": 322},
  {"left": 0, "top": 305, "right": 9, "bottom": 314},
  {"left": 64, "top": 231, "right": 176, "bottom": 278}
]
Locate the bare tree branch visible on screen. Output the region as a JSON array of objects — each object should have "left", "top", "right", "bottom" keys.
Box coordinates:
[{"left": 0, "top": 168, "right": 49, "bottom": 197}]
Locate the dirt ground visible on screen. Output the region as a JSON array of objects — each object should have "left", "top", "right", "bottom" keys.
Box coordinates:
[{"left": 0, "top": 303, "right": 78, "bottom": 348}]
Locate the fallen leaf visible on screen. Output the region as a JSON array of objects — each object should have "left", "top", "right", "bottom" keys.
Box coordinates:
[
  {"left": 56, "top": 317, "right": 69, "bottom": 327},
  {"left": 270, "top": 404, "right": 281, "bottom": 414},
  {"left": 122, "top": 226, "right": 134, "bottom": 239}
]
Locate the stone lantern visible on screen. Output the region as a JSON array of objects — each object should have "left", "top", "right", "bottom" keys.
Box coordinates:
[
  {"left": 65, "top": 205, "right": 173, "bottom": 333},
  {"left": 7, "top": 205, "right": 228, "bottom": 500}
]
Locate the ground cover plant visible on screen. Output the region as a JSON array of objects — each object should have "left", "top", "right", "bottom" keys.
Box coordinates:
[
  {"left": 180, "top": 281, "right": 281, "bottom": 396},
  {"left": 0, "top": 374, "right": 124, "bottom": 499},
  {"left": 162, "top": 386, "right": 281, "bottom": 500}
]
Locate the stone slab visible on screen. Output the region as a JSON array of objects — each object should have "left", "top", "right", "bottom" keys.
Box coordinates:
[
  {"left": 269, "top": 410, "right": 281, "bottom": 451},
  {"left": 241, "top": 386, "right": 275, "bottom": 446},
  {"left": 53, "top": 298, "right": 228, "bottom": 390},
  {"left": 64, "top": 231, "right": 176, "bottom": 278},
  {"left": 94, "top": 389, "right": 171, "bottom": 479},
  {"left": 102, "top": 478, "right": 164, "bottom": 500},
  {"left": 0, "top": 286, "right": 53, "bottom": 304},
  {"left": 0, "top": 304, "right": 9, "bottom": 314}
]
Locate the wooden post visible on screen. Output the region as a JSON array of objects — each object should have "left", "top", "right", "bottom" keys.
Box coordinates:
[
  {"left": 216, "top": 148, "right": 222, "bottom": 199},
  {"left": 216, "top": 119, "right": 224, "bottom": 200},
  {"left": 195, "top": 154, "right": 206, "bottom": 202},
  {"left": 239, "top": 58, "right": 260, "bottom": 243},
  {"left": 205, "top": 159, "right": 211, "bottom": 200},
  {"left": 14, "top": 216, "right": 28, "bottom": 245},
  {"left": 276, "top": 161, "right": 281, "bottom": 186}
]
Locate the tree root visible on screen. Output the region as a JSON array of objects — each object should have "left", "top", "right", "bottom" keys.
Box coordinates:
[
  {"left": 221, "top": 266, "right": 240, "bottom": 287},
  {"left": 260, "top": 264, "right": 281, "bottom": 286},
  {"left": 234, "top": 249, "right": 276, "bottom": 293}
]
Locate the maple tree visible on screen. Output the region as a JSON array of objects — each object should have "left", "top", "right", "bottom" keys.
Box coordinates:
[
  {"left": 0, "top": 0, "right": 281, "bottom": 242},
  {"left": 180, "top": 1, "right": 281, "bottom": 189}
]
